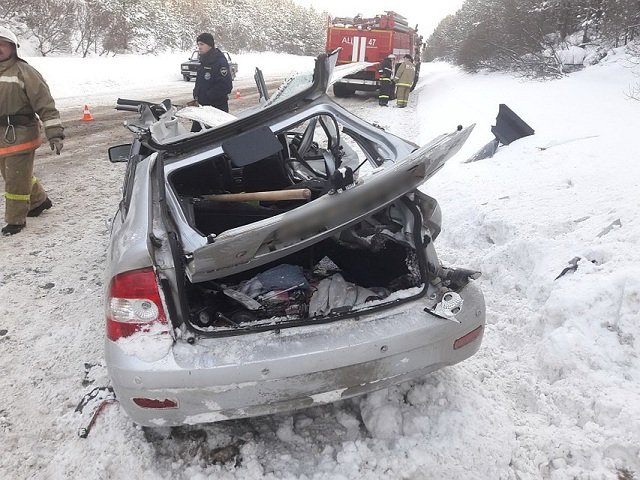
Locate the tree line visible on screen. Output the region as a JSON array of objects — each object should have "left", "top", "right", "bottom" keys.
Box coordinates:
[
  {"left": 1, "top": 0, "right": 328, "bottom": 57},
  {"left": 425, "top": 0, "right": 640, "bottom": 76}
]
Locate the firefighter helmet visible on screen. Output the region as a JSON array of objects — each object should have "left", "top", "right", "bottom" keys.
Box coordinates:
[{"left": 0, "top": 27, "right": 19, "bottom": 48}]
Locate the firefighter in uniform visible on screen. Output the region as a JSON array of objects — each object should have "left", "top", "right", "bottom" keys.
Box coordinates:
[
  {"left": 0, "top": 27, "right": 63, "bottom": 236},
  {"left": 378, "top": 54, "right": 395, "bottom": 106},
  {"left": 192, "top": 33, "right": 233, "bottom": 113},
  {"left": 394, "top": 54, "right": 416, "bottom": 108}
]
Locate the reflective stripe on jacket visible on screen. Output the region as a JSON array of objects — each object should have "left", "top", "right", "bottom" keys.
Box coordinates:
[
  {"left": 0, "top": 56, "right": 64, "bottom": 157},
  {"left": 0, "top": 137, "right": 43, "bottom": 156},
  {"left": 394, "top": 62, "right": 416, "bottom": 88}
]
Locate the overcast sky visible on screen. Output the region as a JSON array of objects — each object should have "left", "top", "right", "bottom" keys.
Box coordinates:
[{"left": 290, "top": 0, "right": 465, "bottom": 37}]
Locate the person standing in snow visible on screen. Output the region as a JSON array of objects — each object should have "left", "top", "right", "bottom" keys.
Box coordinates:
[
  {"left": 0, "top": 27, "right": 63, "bottom": 236},
  {"left": 378, "top": 54, "right": 395, "bottom": 106},
  {"left": 394, "top": 54, "right": 416, "bottom": 108},
  {"left": 192, "top": 33, "right": 233, "bottom": 113}
]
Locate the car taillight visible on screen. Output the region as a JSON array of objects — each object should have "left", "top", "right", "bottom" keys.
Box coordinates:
[{"left": 106, "top": 267, "right": 169, "bottom": 341}]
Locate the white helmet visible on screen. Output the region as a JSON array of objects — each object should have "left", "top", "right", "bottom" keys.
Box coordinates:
[{"left": 0, "top": 26, "right": 19, "bottom": 48}]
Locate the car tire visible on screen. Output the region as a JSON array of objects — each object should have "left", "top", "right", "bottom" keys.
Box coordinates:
[
  {"left": 183, "top": 75, "right": 190, "bottom": 82},
  {"left": 333, "top": 83, "right": 354, "bottom": 98}
]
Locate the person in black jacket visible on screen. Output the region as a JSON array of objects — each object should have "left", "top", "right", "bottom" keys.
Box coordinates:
[
  {"left": 377, "top": 54, "right": 395, "bottom": 106},
  {"left": 193, "top": 33, "right": 233, "bottom": 113}
]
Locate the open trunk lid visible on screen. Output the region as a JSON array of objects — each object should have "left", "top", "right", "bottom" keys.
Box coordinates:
[{"left": 185, "top": 124, "right": 473, "bottom": 283}]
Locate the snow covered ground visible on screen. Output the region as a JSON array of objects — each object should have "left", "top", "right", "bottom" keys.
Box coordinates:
[{"left": 1, "top": 49, "right": 639, "bottom": 479}]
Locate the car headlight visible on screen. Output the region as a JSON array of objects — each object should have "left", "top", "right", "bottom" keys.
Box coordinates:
[{"left": 181, "top": 66, "right": 188, "bottom": 70}]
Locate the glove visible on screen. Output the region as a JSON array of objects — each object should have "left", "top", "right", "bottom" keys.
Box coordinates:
[{"left": 50, "top": 138, "right": 63, "bottom": 155}]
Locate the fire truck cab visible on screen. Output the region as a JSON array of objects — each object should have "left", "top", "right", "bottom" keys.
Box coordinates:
[{"left": 326, "top": 11, "right": 422, "bottom": 97}]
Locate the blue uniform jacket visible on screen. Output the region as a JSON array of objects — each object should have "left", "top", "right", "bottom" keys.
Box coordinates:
[{"left": 193, "top": 48, "right": 233, "bottom": 107}]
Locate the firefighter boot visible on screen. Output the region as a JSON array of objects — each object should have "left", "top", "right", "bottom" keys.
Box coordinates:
[
  {"left": 27, "top": 197, "right": 52, "bottom": 217},
  {"left": 2, "top": 223, "right": 26, "bottom": 236}
]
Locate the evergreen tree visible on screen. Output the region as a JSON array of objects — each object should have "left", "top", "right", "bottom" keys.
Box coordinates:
[{"left": 426, "top": 0, "right": 640, "bottom": 76}]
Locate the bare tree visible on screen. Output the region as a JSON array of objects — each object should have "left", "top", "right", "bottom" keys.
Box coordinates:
[
  {"left": 23, "top": 0, "right": 78, "bottom": 56},
  {"left": 626, "top": 41, "right": 640, "bottom": 100},
  {"left": 74, "top": 0, "right": 111, "bottom": 57},
  {"left": 5, "top": 0, "right": 330, "bottom": 56},
  {"left": 0, "top": 0, "right": 25, "bottom": 20}
]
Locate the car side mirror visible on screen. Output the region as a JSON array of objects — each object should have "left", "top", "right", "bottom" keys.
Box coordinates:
[{"left": 108, "top": 144, "right": 132, "bottom": 163}]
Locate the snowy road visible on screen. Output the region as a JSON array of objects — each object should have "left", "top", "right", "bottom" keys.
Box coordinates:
[{"left": 1, "top": 53, "right": 639, "bottom": 480}]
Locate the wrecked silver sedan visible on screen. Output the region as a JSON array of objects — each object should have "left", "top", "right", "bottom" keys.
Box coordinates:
[{"left": 104, "top": 51, "right": 485, "bottom": 427}]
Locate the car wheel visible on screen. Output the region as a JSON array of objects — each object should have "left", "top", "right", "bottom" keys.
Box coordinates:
[
  {"left": 183, "top": 75, "right": 190, "bottom": 82},
  {"left": 333, "top": 83, "right": 354, "bottom": 98}
]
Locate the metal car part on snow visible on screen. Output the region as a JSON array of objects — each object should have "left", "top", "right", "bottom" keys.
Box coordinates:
[{"left": 105, "top": 49, "right": 486, "bottom": 427}]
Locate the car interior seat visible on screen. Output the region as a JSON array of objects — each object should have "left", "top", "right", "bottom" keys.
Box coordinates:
[{"left": 222, "top": 126, "right": 293, "bottom": 193}]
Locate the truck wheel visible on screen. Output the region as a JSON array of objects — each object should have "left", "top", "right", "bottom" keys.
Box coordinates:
[
  {"left": 333, "top": 83, "right": 354, "bottom": 98},
  {"left": 183, "top": 75, "right": 190, "bottom": 82}
]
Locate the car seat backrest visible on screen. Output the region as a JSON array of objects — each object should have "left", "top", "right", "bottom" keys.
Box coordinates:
[
  {"left": 241, "top": 151, "right": 292, "bottom": 192},
  {"left": 171, "top": 156, "right": 233, "bottom": 196},
  {"left": 222, "top": 125, "right": 283, "bottom": 167},
  {"left": 221, "top": 125, "right": 292, "bottom": 192}
]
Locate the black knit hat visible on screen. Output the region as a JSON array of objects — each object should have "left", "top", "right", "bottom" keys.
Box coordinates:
[{"left": 196, "top": 33, "right": 215, "bottom": 47}]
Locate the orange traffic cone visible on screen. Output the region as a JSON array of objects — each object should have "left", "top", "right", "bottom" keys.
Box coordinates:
[
  {"left": 81, "top": 104, "right": 94, "bottom": 121},
  {"left": 234, "top": 89, "right": 241, "bottom": 100}
]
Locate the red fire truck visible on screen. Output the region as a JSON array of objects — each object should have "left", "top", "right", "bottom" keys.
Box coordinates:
[{"left": 326, "top": 11, "right": 422, "bottom": 97}]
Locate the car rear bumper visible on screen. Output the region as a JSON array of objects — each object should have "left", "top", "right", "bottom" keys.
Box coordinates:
[{"left": 106, "top": 283, "right": 485, "bottom": 426}]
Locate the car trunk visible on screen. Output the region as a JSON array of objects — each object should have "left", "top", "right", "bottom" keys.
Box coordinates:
[
  {"left": 164, "top": 124, "right": 475, "bottom": 336},
  {"left": 173, "top": 198, "right": 430, "bottom": 337},
  {"left": 173, "top": 182, "right": 428, "bottom": 336}
]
